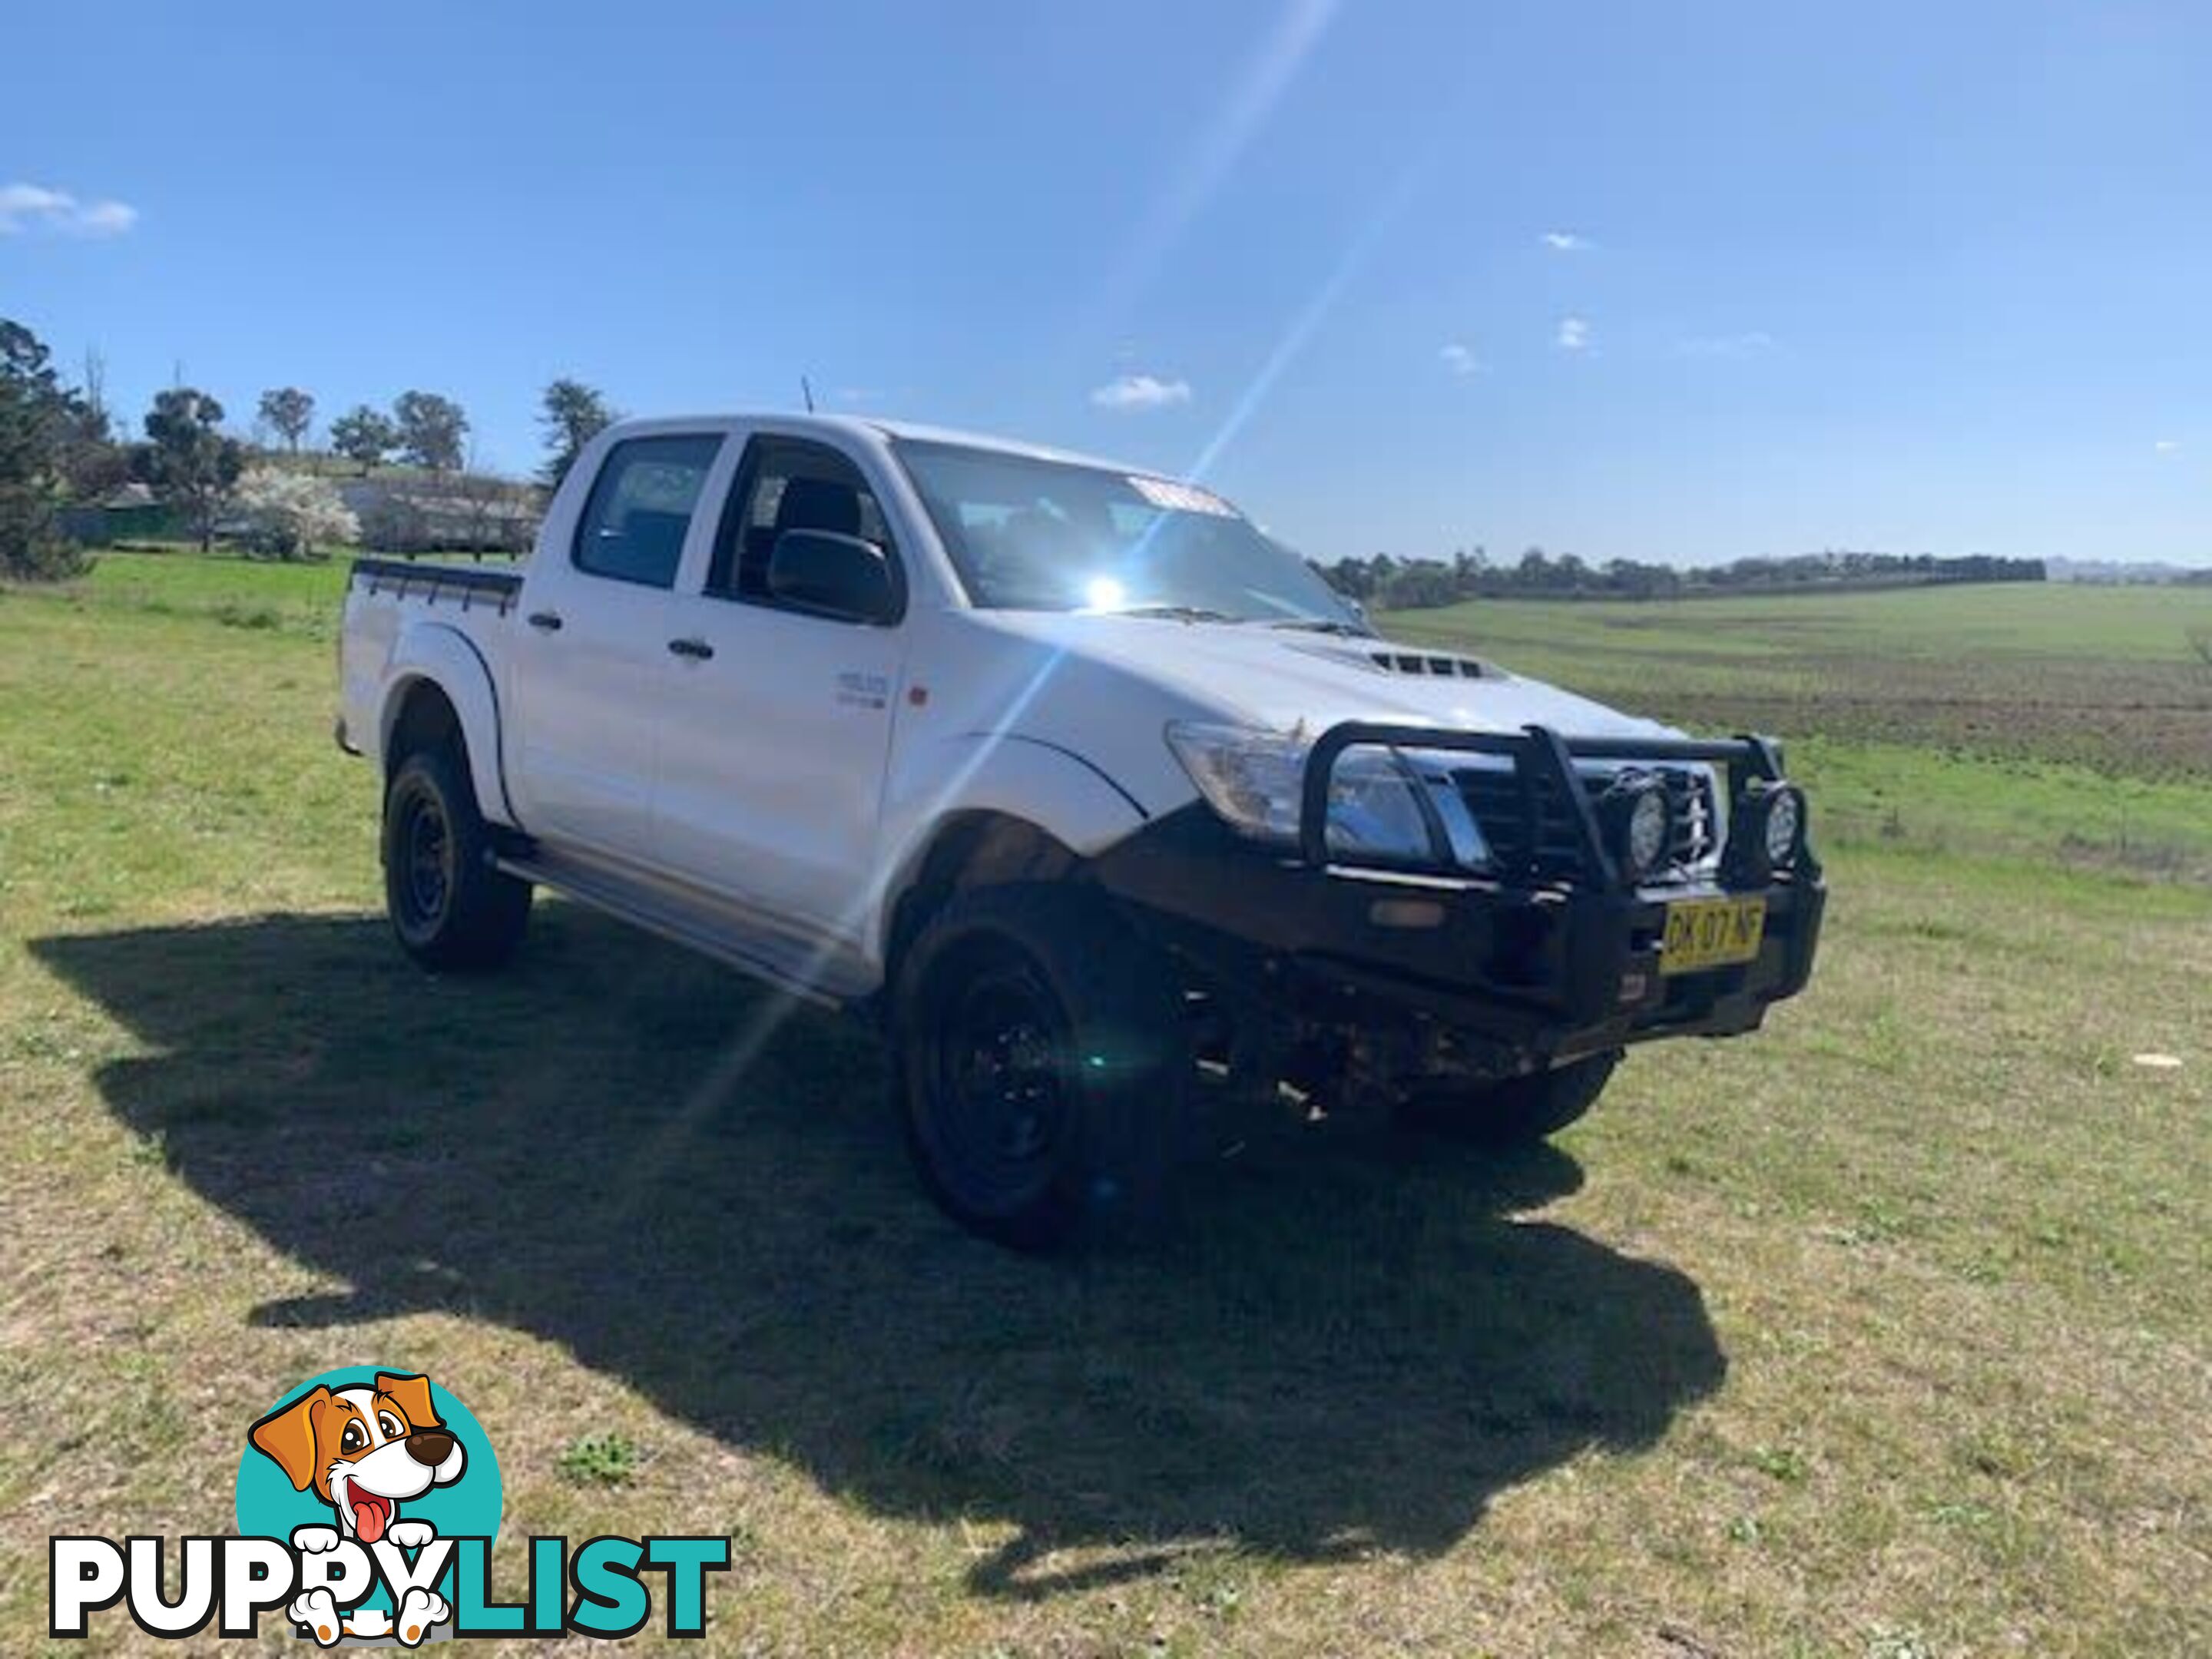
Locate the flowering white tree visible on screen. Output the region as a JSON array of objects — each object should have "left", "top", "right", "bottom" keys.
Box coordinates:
[{"left": 233, "top": 466, "right": 359, "bottom": 561}]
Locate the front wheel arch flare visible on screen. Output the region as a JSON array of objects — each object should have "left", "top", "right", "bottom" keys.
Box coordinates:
[{"left": 885, "top": 813, "right": 1082, "bottom": 985}]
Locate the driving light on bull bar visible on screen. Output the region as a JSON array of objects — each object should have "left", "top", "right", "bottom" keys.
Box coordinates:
[
  {"left": 1756, "top": 782, "right": 1806, "bottom": 869},
  {"left": 1599, "top": 774, "right": 1672, "bottom": 882}
]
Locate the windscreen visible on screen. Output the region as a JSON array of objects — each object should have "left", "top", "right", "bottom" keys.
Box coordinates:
[{"left": 896, "top": 439, "right": 1363, "bottom": 627}]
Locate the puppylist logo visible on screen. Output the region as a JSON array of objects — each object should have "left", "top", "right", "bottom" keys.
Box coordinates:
[{"left": 49, "top": 1366, "right": 730, "bottom": 1644}]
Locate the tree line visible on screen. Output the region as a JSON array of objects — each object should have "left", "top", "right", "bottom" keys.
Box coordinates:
[
  {"left": 1316, "top": 546, "right": 2048, "bottom": 609},
  {"left": 0, "top": 315, "right": 620, "bottom": 578}
]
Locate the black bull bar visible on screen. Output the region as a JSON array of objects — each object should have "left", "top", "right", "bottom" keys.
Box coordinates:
[{"left": 1296, "top": 722, "right": 1794, "bottom": 889}]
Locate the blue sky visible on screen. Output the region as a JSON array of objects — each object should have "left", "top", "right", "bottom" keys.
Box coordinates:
[{"left": 5, "top": 1, "right": 2207, "bottom": 565}]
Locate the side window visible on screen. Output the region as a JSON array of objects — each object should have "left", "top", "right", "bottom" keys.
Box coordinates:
[
  {"left": 707, "top": 439, "right": 895, "bottom": 604},
  {"left": 571, "top": 434, "right": 724, "bottom": 588}
]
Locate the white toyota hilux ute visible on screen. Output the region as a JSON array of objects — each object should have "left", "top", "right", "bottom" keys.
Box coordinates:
[{"left": 339, "top": 414, "right": 1823, "bottom": 1248}]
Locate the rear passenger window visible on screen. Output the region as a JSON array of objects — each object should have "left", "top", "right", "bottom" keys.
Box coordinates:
[{"left": 572, "top": 434, "right": 723, "bottom": 588}]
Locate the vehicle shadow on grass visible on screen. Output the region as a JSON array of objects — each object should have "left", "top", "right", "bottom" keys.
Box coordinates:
[{"left": 35, "top": 906, "right": 1724, "bottom": 1598}]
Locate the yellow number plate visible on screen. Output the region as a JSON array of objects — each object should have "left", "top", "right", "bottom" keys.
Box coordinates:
[{"left": 1660, "top": 896, "right": 1768, "bottom": 975}]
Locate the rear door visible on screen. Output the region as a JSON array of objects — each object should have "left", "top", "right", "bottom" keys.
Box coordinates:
[
  {"left": 653, "top": 432, "right": 909, "bottom": 935},
  {"left": 503, "top": 431, "right": 724, "bottom": 859}
]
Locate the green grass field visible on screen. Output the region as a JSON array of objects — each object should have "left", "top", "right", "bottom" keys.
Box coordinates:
[{"left": 2, "top": 553, "right": 2208, "bottom": 1656}]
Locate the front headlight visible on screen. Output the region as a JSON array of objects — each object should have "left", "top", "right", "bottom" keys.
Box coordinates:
[
  {"left": 1163, "top": 722, "right": 1307, "bottom": 843},
  {"left": 1164, "top": 723, "right": 1487, "bottom": 869},
  {"left": 1323, "top": 748, "right": 1439, "bottom": 864}
]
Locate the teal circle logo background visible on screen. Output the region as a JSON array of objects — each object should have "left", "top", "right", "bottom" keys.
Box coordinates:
[{"left": 236, "top": 1366, "right": 502, "bottom": 1601}]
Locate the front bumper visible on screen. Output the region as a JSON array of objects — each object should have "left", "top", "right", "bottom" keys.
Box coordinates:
[{"left": 1091, "top": 721, "right": 1825, "bottom": 1074}]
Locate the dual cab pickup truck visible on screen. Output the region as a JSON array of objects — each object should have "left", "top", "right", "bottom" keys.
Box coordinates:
[{"left": 339, "top": 415, "right": 1823, "bottom": 1247}]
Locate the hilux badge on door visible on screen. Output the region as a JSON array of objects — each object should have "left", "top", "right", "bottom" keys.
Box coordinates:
[{"left": 836, "top": 670, "right": 889, "bottom": 710}]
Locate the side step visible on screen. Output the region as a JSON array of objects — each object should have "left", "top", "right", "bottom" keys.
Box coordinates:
[{"left": 495, "top": 846, "right": 874, "bottom": 1008}]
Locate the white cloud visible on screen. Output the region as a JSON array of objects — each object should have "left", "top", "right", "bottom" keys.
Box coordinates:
[
  {"left": 0, "top": 184, "right": 68, "bottom": 225},
  {"left": 0, "top": 181, "right": 138, "bottom": 237},
  {"left": 2154, "top": 439, "right": 2181, "bottom": 454},
  {"left": 1555, "top": 316, "right": 1592, "bottom": 352},
  {"left": 1541, "top": 230, "right": 1590, "bottom": 252},
  {"left": 1090, "top": 373, "right": 1193, "bottom": 412},
  {"left": 1439, "top": 343, "right": 1484, "bottom": 377},
  {"left": 74, "top": 199, "right": 138, "bottom": 234},
  {"left": 1677, "top": 329, "right": 1776, "bottom": 359}
]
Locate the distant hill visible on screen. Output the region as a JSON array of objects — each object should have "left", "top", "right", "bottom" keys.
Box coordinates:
[{"left": 2047, "top": 557, "right": 2212, "bottom": 585}]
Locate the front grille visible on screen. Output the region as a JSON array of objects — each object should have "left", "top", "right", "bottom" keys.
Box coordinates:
[{"left": 1449, "top": 763, "right": 1719, "bottom": 882}]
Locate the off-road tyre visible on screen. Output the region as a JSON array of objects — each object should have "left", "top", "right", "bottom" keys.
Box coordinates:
[
  {"left": 382, "top": 745, "right": 531, "bottom": 972},
  {"left": 892, "top": 884, "right": 1188, "bottom": 1250}
]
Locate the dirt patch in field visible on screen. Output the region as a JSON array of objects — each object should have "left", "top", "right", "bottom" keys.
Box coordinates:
[
  {"left": 1556, "top": 649, "right": 2212, "bottom": 781},
  {"left": 1657, "top": 688, "right": 2212, "bottom": 780}
]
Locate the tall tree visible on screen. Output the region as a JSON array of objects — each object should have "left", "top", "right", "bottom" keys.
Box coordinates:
[
  {"left": 141, "top": 388, "right": 244, "bottom": 551},
  {"left": 538, "top": 378, "right": 618, "bottom": 491},
  {"left": 392, "top": 390, "right": 468, "bottom": 473},
  {"left": 56, "top": 390, "right": 127, "bottom": 502},
  {"left": 0, "top": 319, "right": 82, "bottom": 578},
  {"left": 81, "top": 348, "right": 108, "bottom": 428},
  {"left": 329, "top": 406, "right": 397, "bottom": 475},
  {"left": 257, "top": 386, "right": 316, "bottom": 453}
]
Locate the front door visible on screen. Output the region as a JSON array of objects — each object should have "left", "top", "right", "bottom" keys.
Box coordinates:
[{"left": 653, "top": 434, "right": 908, "bottom": 937}]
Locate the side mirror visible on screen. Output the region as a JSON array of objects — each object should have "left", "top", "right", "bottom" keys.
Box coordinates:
[{"left": 767, "top": 529, "right": 896, "bottom": 624}]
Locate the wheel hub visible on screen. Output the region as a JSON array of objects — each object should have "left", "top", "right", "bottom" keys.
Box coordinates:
[
  {"left": 402, "top": 795, "right": 452, "bottom": 925},
  {"left": 931, "top": 961, "right": 1073, "bottom": 1208}
]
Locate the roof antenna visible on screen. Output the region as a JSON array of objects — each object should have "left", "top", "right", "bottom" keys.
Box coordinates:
[{"left": 800, "top": 375, "right": 816, "bottom": 413}]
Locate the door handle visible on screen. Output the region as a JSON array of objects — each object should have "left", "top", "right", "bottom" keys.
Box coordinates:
[
  {"left": 526, "top": 611, "right": 564, "bottom": 632},
  {"left": 667, "top": 637, "right": 715, "bottom": 661}
]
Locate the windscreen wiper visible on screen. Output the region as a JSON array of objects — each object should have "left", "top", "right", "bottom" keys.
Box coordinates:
[
  {"left": 1112, "top": 604, "right": 1242, "bottom": 624},
  {"left": 1264, "top": 617, "right": 1375, "bottom": 637}
]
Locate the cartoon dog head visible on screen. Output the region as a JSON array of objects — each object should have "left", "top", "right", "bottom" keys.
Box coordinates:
[{"left": 249, "top": 1373, "right": 466, "bottom": 1544}]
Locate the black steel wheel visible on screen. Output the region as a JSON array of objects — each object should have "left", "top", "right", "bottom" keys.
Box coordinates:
[
  {"left": 392, "top": 780, "right": 455, "bottom": 938},
  {"left": 895, "top": 885, "right": 1186, "bottom": 1250},
  {"left": 929, "top": 946, "right": 1077, "bottom": 1219},
  {"left": 381, "top": 745, "right": 531, "bottom": 972}
]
